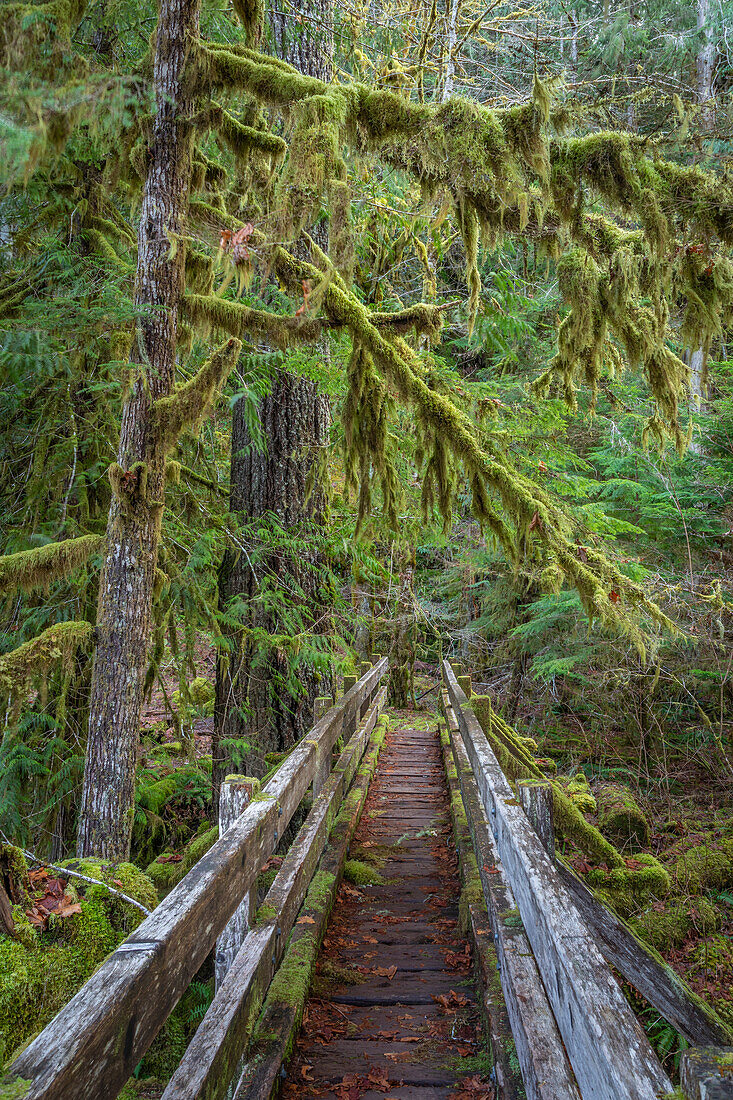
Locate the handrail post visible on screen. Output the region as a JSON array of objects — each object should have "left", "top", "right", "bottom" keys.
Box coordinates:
[
  {"left": 680, "top": 1047, "right": 733, "bottom": 1098},
  {"left": 312, "top": 696, "right": 335, "bottom": 797},
  {"left": 518, "top": 779, "right": 555, "bottom": 862},
  {"left": 215, "top": 776, "right": 259, "bottom": 991}
]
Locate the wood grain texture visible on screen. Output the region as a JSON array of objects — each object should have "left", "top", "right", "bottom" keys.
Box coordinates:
[
  {"left": 443, "top": 661, "right": 672, "bottom": 1100},
  {"left": 442, "top": 694, "right": 580, "bottom": 1100},
  {"left": 162, "top": 686, "right": 386, "bottom": 1100},
  {"left": 8, "top": 662, "right": 387, "bottom": 1100},
  {"left": 556, "top": 860, "right": 733, "bottom": 1048}
]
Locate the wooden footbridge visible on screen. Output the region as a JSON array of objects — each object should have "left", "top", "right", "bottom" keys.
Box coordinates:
[{"left": 5, "top": 661, "right": 733, "bottom": 1100}]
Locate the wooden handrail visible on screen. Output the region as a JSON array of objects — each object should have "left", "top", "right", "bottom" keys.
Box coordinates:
[
  {"left": 442, "top": 660, "right": 672, "bottom": 1100},
  {"left": 6, "top": 658, "right": 388, "bottom": 1100}
]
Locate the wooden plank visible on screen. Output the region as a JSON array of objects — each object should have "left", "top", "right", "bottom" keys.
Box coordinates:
[
  {"left": 441, "top": 694, "right": 580, "bottom": 1100},
  {"left": 517, "top": 780, "right": 555, "bottom": 860},
  {"left": 443, "top": 661, "right": 672, "bottom": 1100},
  {"left": 162, "top": 686, "right": 387, "bottom": 1100},
  {"left": 303, "top": 1041, "right": 458, "bottom": 1085},
  {"left": 7, "top": 660, "right": 388, "bottom": 1100},
  {"left": 216, "top": 776, "right": 259, "bottom": 992},
  {"left": 556, "top": 861, "right": 733, "bottom": 1048},
  {"left": 440, "top": 721, "right": 525, "bottom": 1100},
  {"left": 233, "top": 714, "right": 388, "bottom": 1100}
]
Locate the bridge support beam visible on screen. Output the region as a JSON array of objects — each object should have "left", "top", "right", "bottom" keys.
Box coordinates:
[{"left": 518, "top": 780, "right": 555, "bottom": 862}]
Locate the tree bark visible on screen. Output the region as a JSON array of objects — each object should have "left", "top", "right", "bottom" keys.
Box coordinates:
[
  {"left": 77, "top": 0, "right": 200, "bottom": 859},
  {"left": 696, "top": 0, "right": 715, "bottom": 131},
  {"left": 213, "top": 373, "right": 330, "bottom": 796},
  {"left": 212, "top": 0, "right": 333, "bottom": 808}
]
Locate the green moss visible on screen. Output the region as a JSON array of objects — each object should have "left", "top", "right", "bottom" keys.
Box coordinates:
[
  {"left": 629, "top": 897, "right": 719, "bottom": 952},
  {"left": 59, "top": 859, "right": 157, "bottom": 917},
  {"left": 152, "top": 338, "right": 242, "bottom": 454},
  {"left": 182, "top": 826, "right": 218, "bottom": 871},
  {"left": 0, "top": 860, "right": 153, "bottom": 1064},
  {"left": 255, "top": 903, "right": 277, "bottom": 924},
  {"left": 136, "top": 1011, "right": 186, "bottom": 1079},
  {"left": 343, "top": 859, "right": 383, "bottom": 886},
  {"left": 555, "top": 772, "right": 596, "bottom": 815},
  {"left": 597, "top": 783, "right": 649, "bottom": 851},
  {"left": 586, "top": 853, "right": 670, "bottom": 914},
  {"left": 669, "top": 837, "right": 733, "bottom": 893},
  {"left": 0, "top": 621, "right": 93, "bottom": 713},
  {"left": 145, "top": 853, "right": 186, "bottom": 895},
  {"left": 0, "top": 1076, "right": 30, "bottom": 1098},
  {"left": 0, "top": 535, "right": 102, "bottom": 597},
  {"left": 459, "top": 852, "right": 486, "bottom": 933}
]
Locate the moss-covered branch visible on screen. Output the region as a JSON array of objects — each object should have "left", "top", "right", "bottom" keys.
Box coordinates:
[
  {"left": 151, "top": 337, "right": 242, "bottom": 454},
  {"left": 191, "top": 42, "right": 733, "bottom": 439},
  {"left": 274, "top": 245, "right": 675, "bottom": 648},
  {"left": 0, "top": 621, "right": 93, "bottom": 709},
  {"left": 0, "top": 536, "right": 103, "bottom": 597}
]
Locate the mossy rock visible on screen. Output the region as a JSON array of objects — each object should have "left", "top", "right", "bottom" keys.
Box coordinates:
[
  {"left": 182, "top": 825, "right": 218, "bottom": 872},
  {"left": 629, "top": 897, "right": 719, "bottom": 952},
  {"left": 586, "top": 853, "right": 671, "bottom": 916},
  {"left": 145, "top": 852, "right": 186, "bottom": 895},
  {"left": 597, "top": 783, "right": 649, "bottom": 851},
  {"left": 344, "top": 859, "right": 383, "bottom": 886},
  {"left": 669, "top": 837, "right": 733, "bottom": 894},
  {"left": 555, "top": 772, "right": 596, "bottom": 815},
  {"left": 59, "top": 859, "right": 157, "bottom": 923}
]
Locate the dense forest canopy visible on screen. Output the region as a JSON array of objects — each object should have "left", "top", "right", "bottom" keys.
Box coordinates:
[{"left": 2, "top": 0, "right": 733, "bottom": 1085}]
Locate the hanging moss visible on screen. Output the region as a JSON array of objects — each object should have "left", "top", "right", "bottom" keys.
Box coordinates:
[
  {"left": 183, "top": 293, "right": 322, "bottom": 347},
  {"left": 0, "top": 535, "right": 102, "bottom": 597},
  {"left": 0, "top": 621, "right": 93, "bottom": 714},
  {"left": 152, "top": 337, "right": 242, "bottom": 455}
]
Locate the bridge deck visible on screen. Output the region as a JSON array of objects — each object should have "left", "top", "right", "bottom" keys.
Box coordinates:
[{"left": 281, "top": 716, "right": 490, "bottom": 1099}]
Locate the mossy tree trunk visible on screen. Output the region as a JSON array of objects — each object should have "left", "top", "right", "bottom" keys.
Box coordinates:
[
  {"left": 76, "top": 0, "right": 201, "bottom": 859},
  {"left": 212, "top": 2, "right": 333, "bottom": 809},
  {"left": 213, "top": 371, "right": 330, "bottom": 800}
]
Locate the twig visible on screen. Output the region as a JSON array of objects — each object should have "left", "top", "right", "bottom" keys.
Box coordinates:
[{"left": 1, "top": 835, "right": 152, "bottom": 916}]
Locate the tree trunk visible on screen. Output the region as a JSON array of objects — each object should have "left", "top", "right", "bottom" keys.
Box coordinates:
[
  {"left": 213, "top": 372, "right": 330, "bottom": 796},
  {"left": 268, "top": 0, "right": 333, "bottom": 79},
  {"left": 212, "top": 0, "right": 334, "bottom": 809},
  {"left": 696, "top": 0, "right": 715, "bottom": 131},
  {"left": 76, "top": 0, "right": 200, "bottom": 859}
]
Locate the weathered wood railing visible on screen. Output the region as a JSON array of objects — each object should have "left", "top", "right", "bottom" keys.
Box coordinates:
[
  {"left": 441, "top": 660, "right": 733, "bottom": 1100},
  {"left": 5, "top": 658, "right": 388, "bottom": 1100}
]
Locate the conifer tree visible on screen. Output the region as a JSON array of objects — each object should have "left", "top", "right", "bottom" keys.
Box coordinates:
[
  {"left": 212, "top": 0, "right": 334, "bottom": 794},
  {"left": 4, "top": 0, "right": 733, "bottom": 858}
]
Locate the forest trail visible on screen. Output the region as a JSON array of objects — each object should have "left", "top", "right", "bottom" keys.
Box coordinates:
[{"left": 281, "top": 714, "right": 490, "bottom": 1099}]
